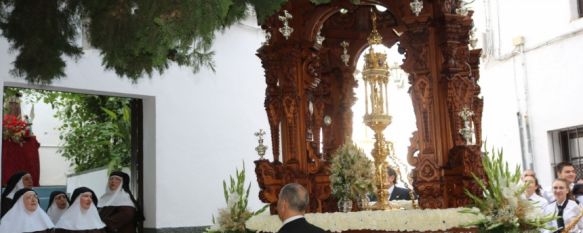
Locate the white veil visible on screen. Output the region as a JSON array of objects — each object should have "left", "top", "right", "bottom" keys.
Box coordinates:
[
  {"left": 46, "top": 193, "right": 69, "bottom": 224},
  {"left": 0, "top": 190, "right": 54, "bottom": 233},
  {"left": 6, "top": 178, "right": 25, "bottom": 199},
  {"left": 98, "top": 175, "right": 135, "bottom": 207},
  {"left": 55, "top": 192, "right": 105, "bottom": 230}
]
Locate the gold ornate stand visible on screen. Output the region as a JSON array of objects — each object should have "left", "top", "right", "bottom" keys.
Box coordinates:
[{"left": 362, "top": 12, "right": 395, "bottom": 210}]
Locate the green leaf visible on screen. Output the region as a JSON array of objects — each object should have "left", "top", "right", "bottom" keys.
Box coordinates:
[
  {"left": 223, "top": 180, "right": 229, "bottom": 202},
  {"left": 101, "top": 107, "right": 118, "bottom": 120},
  {"left": 248, "top": 0, "right": 287, "bottom": 24}
]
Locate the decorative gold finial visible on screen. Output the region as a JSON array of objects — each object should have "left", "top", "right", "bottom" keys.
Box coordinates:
[{"left": 367, "top": 11, "right": 383, "bottom": 45}]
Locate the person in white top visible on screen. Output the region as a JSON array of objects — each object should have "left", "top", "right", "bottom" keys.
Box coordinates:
[
  {"left": 0, "top": 188, "right": 54, "bottom": 233},
  {"left": 522, "top": 175, "right": 547, "bottom": 210},
  {"left": 522, "top": 169, "right": 536, "bottom": 179},
  {"left": 542, "top": 179, "right": 583, "bottom": 233},
  {"left": 543, "top": 162, "right": 577, "bottom": 203}
]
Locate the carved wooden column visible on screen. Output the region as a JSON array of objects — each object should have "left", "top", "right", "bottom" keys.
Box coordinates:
[
  {"left": 255, "top": 0, "right": 336, "bottom": 213},
  {"left": 401, "top": 1, "right": 485, "bottom": 208},
  {"left": 400, "top": 11, "right": 448, "bottom": 208},
  {"left": 439, "top": 6, "right": 486, "bottom": 207}
]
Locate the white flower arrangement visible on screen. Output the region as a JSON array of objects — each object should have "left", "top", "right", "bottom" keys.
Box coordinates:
[
  {"left": 462, "top": 147, "right": 555, "bottom": 232},
  {"left": 205, "top": 164, "right": 268, "bottom": 233},
  {"left": 246, "top": 204, "right": 484, "bottom": 233}
]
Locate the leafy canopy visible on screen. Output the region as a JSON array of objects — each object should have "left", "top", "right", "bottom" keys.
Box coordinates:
[{"left": 0, "top": 0, "right": 286, "bottom": 83}]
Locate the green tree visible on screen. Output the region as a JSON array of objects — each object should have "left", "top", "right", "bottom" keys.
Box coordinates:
[{"left": 0, "top": 0, "right": 287, "bottom": 83}]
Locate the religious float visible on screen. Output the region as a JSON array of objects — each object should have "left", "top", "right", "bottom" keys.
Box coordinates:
[{"left": 250, "top": 0, "right": 484, "bottom": 232}]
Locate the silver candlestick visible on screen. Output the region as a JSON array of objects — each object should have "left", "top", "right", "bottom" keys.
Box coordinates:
[
  {"left": 458, "top": 107, "right": 475, "bottom": 145},
  {"left": 340, "top": 41, "right": 350, "bottom": 66},
  {"left": 254, "top": 129, "right": 268, "bottom": 159},
  {"left": 278, "top": 10, "right": 294, "bottom": 40}
]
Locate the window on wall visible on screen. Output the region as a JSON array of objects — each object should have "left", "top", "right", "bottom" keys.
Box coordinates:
[
  {"left": 550, "top": 126, "right": 583, "bottom": 178},
  {"left": 579, "top": 0, "right": 583, "bottom": 18}
]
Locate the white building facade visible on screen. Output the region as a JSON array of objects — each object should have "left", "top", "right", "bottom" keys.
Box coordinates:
[{"left": 475, "top": 0, "right": 583, "bottom": 188}]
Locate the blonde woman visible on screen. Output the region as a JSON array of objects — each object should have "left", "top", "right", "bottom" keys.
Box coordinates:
[{"left": 543, "top": 179, "right": 583, "bottom": 233}]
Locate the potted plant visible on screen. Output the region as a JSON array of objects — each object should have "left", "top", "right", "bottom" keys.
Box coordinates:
[{"left": 329, "top": 143, "right": 375, "bottom": 212}]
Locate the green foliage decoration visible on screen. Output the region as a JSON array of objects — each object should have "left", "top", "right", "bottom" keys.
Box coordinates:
[
  {"left": 16, "top": 87, "right": 132, "bottom": 173},
  {"left": 462, "top": 146, "right": 556, "bottom": 233},
  {"left": 0, "top": 0, "right": 286, "bottom": 83},
  {"left": 205, "top": 163, "right": 268, "bottom": 233},
  {"left": 329, "top": 143, "right": 376, "bottom": 200}
]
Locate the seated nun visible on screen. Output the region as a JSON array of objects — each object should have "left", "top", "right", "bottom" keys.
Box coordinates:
[
  {"left": 47, "top": 191, "right": 70, "bottom": 224},
  {"left": 0, "top": 188, "right": 54, "bottom": 233},
  {"left": 55, "top": 187, "right": 106, "bottom": 233},
  {"left": 1, "top": 171, "right": 33, "bottom": 217},
  {"left": 98, "top": 171, "right": 143, "bottom": 233}
]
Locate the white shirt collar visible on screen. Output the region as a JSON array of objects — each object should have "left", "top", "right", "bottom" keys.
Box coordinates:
[
  {"left": 281, "top": 215, "right": 304, "bottom": 226},
  {"left": 388, "top": 185, "right": 395, "bottom": 195},
  {"left": 557, "top": 199, "right": 567, "bottom": 207}
]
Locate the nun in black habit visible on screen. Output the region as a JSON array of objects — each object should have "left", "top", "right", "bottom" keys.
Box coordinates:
[
  {"left": 98, "top": 171, "right": 143, "bottom": 233},
  {"left": 0, "top": 188, "right": 54, "bottom": 233},
  {"left": 47, "top": 190, "right": 70, "bottom": 224},
  {"left": 1, "top": 171, "right": 33, "bottom": 217},
  {"left": 54, "top": 187, "right": 106, "bottom": 233}
]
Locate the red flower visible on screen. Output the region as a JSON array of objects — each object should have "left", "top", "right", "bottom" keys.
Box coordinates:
[{"left": 2, "top": 114, "right": 28, "bottom": 143}]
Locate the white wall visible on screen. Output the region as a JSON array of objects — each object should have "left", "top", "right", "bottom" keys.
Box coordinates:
[
  {"left": 19, "top": 99, "right": 72, "bottom": 185},
  {"left": 473, "top": 0, "right": 583, "bottom": 187},
  {"left": 0, "top": 15, "right": 271, "bottom": 228}
]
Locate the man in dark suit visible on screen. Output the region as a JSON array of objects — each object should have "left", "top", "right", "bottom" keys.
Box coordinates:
[
  {"left": 386, "top": 167, "right": 411, "bottom": 201},
  {"left": 277, "top": 183, "right": 325, "bottom": 233}
]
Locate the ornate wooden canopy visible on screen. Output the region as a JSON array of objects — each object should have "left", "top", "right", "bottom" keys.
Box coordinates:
[{"left": 254, "top": 0, "right": 485, "bottom": 213}]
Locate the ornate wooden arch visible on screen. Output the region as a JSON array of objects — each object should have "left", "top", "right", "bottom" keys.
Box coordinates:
[{"left": 255, "top": 0, "right": 485, "bottom": 213}]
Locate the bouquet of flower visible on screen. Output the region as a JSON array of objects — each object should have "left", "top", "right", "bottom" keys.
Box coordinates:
[
  {"left": 2, "top": 114, "right": 27, "bottom": 143},
  {"left": 462, "top": 147, "right": 555, "bottom": 233},
  {"left": 205, "top": 164, "right": 268, "bottom": 233},
  {"left": 329, "top": 143, "right": 376, "bottom": 200}
]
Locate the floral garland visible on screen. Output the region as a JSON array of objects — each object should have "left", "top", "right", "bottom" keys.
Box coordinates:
[
  {"left": 246, "top": 205, "right": 483, "bottom": 233},
  {"left": 2, "top": 114, "right": 28, "bottom": 143}
]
